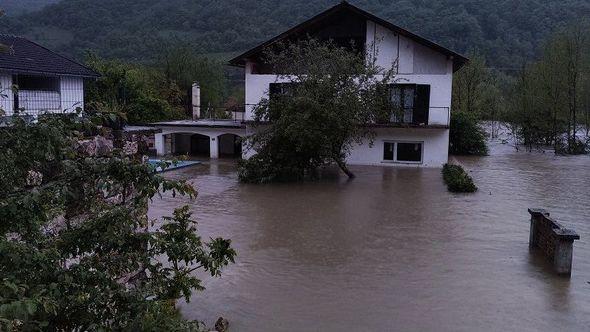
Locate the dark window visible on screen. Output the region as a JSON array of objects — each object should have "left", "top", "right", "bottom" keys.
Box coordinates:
[
  {"left": 396, "top": 142, "right": 423, "bottom": 162},
  {"left": 389, "top": 84, "right": 430, "bottom": 125},
  {"left": 269, "top": 83, "right": 296, "bottom": 98},
  {"left": 14, "top": 75, "right": 60, "bottom": 92},
  {"left": 390, "top": 85, "right": 415, "bottom": 123},
  {"left": 383, "top": 142, "right": 395, "bottom": 161}
]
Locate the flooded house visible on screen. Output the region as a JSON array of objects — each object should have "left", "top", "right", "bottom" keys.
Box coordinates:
[
  {"left": 153, "top": 1, "right": 468, "bottom": 167},
  {"left": 0, "top": 35, "right": 98, "bottom": 118}
]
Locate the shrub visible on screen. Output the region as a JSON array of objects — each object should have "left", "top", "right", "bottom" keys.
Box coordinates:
[
  {"left": 237, "top": 152, "right": 304, "bottom": 184},
  {"left": 449, "top": 111, "right": 489, "bottom": 155},
  {"left": 442, "top": 164, "right": 478, "bottom": 193}
]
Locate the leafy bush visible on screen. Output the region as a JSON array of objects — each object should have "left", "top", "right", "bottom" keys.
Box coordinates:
[
  {"left": 0, "top": 115, "right": 235, "bottom": 330},
  {"left": 449, "top": 111, "right": 489, "bottom": 155},
  {"left": 442, "top": 164, "right": 478, "bottom": 193},
  {"left": 237, "top": 152, "right": 304, "bottom": 184}
]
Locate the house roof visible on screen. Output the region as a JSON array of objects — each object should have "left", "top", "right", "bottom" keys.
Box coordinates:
[
  {"left": 229, "top": 1, "right": 469, "bottom": 72},
  {"left": 0, "top": 35, "right": 99, "bottom": 78}
]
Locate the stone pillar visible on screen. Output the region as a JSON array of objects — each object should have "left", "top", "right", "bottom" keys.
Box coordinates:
[
  {"left": 154, "top": 133, "right": 165, "bottom": 156},
  {"left": 210, "top": 136, "right": 219, "bottom": 159},
  {"left": 554, "top": 236, "right": 576, "bottom": 275},
  {"left": 528, "top": 208, "right": 580, "bottom": 277},
  {"left": 528, "top": 208, "right": 547, "bottom": 248}
]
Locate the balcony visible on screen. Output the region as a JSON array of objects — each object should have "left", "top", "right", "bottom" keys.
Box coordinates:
[{"left": 372, "top": 106, "right": 450, "bottom": 129}]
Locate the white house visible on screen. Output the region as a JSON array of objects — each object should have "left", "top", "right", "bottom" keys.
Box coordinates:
[
  {"left": 0, "top": 35, "right": 99, "bottom": 118},
  {"left": 231, "top": 1, "right": 468, "bottom": 167},
  {"left": 152, "top": 2, "right": 467, "bottom": 167}
]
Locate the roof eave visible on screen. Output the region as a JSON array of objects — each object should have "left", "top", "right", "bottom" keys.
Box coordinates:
[
  {"left": 228, "top": 2, "right": 469, "bottom": 71},
  {"left": 0, "top": 67, "right": 100, "bottom": 78}
]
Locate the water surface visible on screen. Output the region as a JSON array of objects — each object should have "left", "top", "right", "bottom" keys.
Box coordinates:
[{"left": 149, "top": 142, "right": 590, "bottom": 331}]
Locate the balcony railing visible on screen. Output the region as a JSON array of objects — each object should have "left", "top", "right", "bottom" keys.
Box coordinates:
[{"left": 377, "top": 106, "right": 450, "bottom": 127}]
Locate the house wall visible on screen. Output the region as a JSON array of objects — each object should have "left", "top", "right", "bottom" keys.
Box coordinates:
[
  {"left": 0, "top": 74, "right": 13, "bottom": 115},
  {"left": 154, "top": 126, "right": 247, "bottom": 158},
  {"left": 0, "top": 74, "right": 85, "bottom": 116},
  {"left": 347, "top": 128, "right": 449, "bottom": 167},
  {"left": 60, "top": 76, "right": 85, "bottom": 112}
]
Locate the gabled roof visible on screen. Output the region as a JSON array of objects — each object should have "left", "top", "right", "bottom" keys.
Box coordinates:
[
  {"left": 229, "top": 1, "right": 469, "bottom": 72},
  {"left": 0, "top": 35, "right": 99, "bottom": 78}
]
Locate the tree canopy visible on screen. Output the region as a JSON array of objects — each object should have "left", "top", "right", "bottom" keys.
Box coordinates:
[{"left": 238, "top": 39, "right": 395, "bottom": 182}]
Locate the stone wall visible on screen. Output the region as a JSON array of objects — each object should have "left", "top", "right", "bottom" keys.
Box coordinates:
[{"left": 528, "top": 208, "right": 580, "bottom": 276}]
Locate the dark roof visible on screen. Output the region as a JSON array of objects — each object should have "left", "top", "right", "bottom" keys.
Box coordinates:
[
  {"left": 229, "top": 1, "right": 469, "bottom": 72},
  {"left": 0, "top": 35, "right": 99, "bottom": 77}
]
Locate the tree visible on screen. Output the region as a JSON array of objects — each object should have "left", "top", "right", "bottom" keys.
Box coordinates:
[
  {"left": 238, "top": 39, "right": 395, "bottom": 182},
  {"left": 452, "top": 54, "right": 499, "bottom": 118},
  {"left": 85, "top": 55, "right": 187, "bottom": 124},
  {"left": 156, "top": 46, "right": 228, "bottom": 118},
  {"left": 0, "top": 114, "right": 236, "bottom": 330},
  {"left": 506, "top": 22, "right": 590, "bottom": 154},
  {"left": 449, "top": 111, "right": 488, "bottom": 155}
]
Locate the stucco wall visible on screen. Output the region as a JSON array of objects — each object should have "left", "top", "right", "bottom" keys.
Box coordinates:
[
  {"left": 244, "top": 72, "right": 452, "bottom": 125},
  {"left": 60, "top": 76, "right": 85, "bottom": 112},
  {"left": 0, "top": 74, "right": 13, "bottom": 115},
  {"left": 154, "top": 126, "right": 247, "bottom": 158},
  {"left": 0, "top": 74, "right": 85, "bottom": 115},
  {"left": 346, "top": 128, "right": 450, "bottom": 167}
]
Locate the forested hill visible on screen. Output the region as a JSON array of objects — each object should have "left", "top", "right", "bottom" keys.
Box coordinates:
[
  {"left": 2, "top": 0, "right": 60, "bottom": 15},
  {"left": 1, "top": 0, "right": 589, "bottom": 67}
]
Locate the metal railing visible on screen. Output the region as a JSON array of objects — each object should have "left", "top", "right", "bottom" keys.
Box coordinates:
[
  {"left": 1, "top": 88, "right": 83, "bottom": 119},
  {"left": 376, "top": 106, "right": 450, "bottom": 127}
]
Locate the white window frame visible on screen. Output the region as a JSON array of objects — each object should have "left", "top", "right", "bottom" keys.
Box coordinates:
[{"left": 382, "top": 140, "right": 424, "bottom": 164}]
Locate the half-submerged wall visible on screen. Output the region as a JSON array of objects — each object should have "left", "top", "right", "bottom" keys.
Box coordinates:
[{"left": 528, "top": 208, "right": 580, "bottom": 276}]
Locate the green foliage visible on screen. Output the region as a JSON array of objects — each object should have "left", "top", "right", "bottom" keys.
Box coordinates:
[
  {"left": 0, "top": 115, "right": 236, "bottom": 330},
  {"left": 506, "top": 22, "right": 590, "bottom": 154},
  {"left": 442, "top": 164, "right": 477, "bottom": 193},
  {"left": 238, "top": 39, "right": 395, "bottom": 182},
  {"left": 156, "top": 46, "right": 228, "bottom": 117},
  {"left": 85, "top": 56, "right": 187, "bottom": 124},
  {"left": 85, "top": 50, "right": 229, "bottom": 124},
  {"left": 1, "top": 0, "right": 588, "bottom": 68},
  {"left": 449, "top": 111, "right": 489, "bottom": 156},
  {"left": 452, "top": 54, "right": 503, "bottom": 119}
]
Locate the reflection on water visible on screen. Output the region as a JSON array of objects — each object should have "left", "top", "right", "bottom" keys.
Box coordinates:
[{"left": 148, "top": 141, "right": 590, "bottom": 331}]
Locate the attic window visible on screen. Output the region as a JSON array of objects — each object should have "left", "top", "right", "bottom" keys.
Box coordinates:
[{"left": 14, "top": 75, "right": 60, "bottom": 92}]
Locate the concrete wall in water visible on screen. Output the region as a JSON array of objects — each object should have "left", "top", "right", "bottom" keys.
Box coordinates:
[{"left": 528, "top": 208, "right": 580, "bottom": 276}]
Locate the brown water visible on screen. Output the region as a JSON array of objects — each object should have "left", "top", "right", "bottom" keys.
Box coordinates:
[{"left": 148, "top": 142, "right": 590, "bottom": 331}]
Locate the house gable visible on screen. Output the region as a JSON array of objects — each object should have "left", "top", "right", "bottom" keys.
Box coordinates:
[{"left": 229, "top": 1, "right": 468, "bottom": 73}]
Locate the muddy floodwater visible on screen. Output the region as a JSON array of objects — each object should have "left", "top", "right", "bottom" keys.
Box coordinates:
[{"left": 148, "top": 142, "right": 590, "bottom": 331}]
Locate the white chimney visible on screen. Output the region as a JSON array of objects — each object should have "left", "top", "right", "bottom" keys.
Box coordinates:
[{"left": 192, "top": 82, "right": 201, "bottom": 120}]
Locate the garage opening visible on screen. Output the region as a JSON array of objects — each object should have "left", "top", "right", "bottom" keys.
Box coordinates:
[
  {"left": 190, "top": 134, "right": 211, "bottom": 156},
  {"left": 218, "top": 134, "right": 242, "bottom": 158}
]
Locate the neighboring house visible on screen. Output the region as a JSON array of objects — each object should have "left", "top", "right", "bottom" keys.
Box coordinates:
[
  {"left": 152, "top": 2, "right": 467, "bottom": 167},
  {"left": 0, "top": 35, "right": 99, "bottom": 117}
]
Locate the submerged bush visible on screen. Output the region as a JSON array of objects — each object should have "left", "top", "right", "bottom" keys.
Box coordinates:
[
  {"left": 442, "top": 164, "right": 478, "bottom": 193},
  {"left": 449, "top": 112, "right": 489, "bottom": 155},
  {"left": 237, "top": 153, "right": 305, "bottom": 184}
]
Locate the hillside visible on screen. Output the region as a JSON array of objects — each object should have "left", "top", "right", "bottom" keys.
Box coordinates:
[
  {"left": 1, "top": 0, "right": 60, "bottom": 15},
  {"left": 1, "top": 0, "right": 590, "bottom": 67}
]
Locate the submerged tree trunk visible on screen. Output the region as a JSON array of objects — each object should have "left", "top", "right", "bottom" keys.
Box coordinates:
[{"left": 334, "top": 158, "right": 355, "bottom": 179}]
